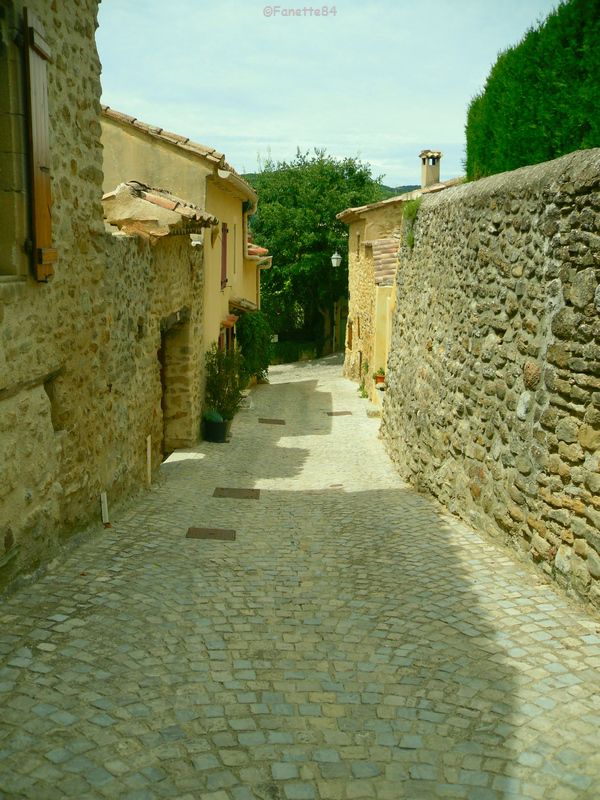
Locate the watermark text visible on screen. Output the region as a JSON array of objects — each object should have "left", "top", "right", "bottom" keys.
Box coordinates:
[{"left": 263, "top": 5, "right": 337, "bottom": 17}]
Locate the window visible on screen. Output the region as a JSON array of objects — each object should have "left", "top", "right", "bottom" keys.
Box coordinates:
[
  {"left": 220, "top": 222, "right": 228, "bottom": 289},
  {"left": 24, "top": 9, "right": 56, "bottom": 279},
  {"left": 233, "top": 222, "right": 237, "bottom": 274},
  {"left": 0, "top": 8, "right": 28, "bottom": 278},
  {"left": 356, "top": 232, "right": 361, "bottom": 257},
  {"left": 0, "top": 8, "right": 57, "bottom": 281},
  {"left": 0, "top": 8, "right": 56, "bottom": 281}
]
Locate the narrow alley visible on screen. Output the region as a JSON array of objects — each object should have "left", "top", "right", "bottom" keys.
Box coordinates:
[{"left": 1, "top": 357, "right": 599, "bottom": 800}]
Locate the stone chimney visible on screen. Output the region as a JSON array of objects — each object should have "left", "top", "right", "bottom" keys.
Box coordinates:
[{"left": 420, "top": 150, "right": 442, "bottom": 188}]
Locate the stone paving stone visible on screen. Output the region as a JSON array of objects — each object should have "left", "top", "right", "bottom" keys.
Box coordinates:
[{"left": 1, "top": 356, "right": 600, "bottom": 798}]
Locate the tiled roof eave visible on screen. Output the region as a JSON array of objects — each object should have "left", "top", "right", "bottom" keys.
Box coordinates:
[{"left": 102, "top": 181, "right": 219, "bottom": 241}]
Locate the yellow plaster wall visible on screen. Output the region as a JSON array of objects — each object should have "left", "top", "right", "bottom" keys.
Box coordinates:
[
  {"left": 242, "top": 258, "right": 260, "bottom": 307},
  {"left": 371, "top": 284, "right": 394, "bottom": 404},
  {"left": 101, "top": 119, "right": 211, "bottom": 207},
  {"left": 204, "top": 180, "right": 250, "bottom": 345}
]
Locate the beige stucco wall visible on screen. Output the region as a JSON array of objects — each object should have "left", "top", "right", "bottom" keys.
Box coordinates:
[
  {"left": 101, "top": 120, "right": 212, "bottom": 208},
  {"left": 204, "top": 179, "right": 257, "bottom": 345},
  {"left": 383, "top": 149, "right": 600, "bottom": 608},
  {"left": 0, "top": 0, "right": 205, "bottom": 593},
  {"left": 370, "top": 284, "right": 394, "bottom": 404}
]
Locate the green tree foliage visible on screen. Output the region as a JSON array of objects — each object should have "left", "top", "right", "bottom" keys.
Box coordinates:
[
  {"left": 247, "top": 149, "right": 386, "bottom": 353},
  {"left": 466, "top": 0, "right": 600, "bottom": 179},
  {"left": 236, "top": 311, "right": 272, "bottom": 382}
]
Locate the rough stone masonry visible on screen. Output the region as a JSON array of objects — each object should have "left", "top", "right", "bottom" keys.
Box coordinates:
[
  {"left": 382, "top": 148, "right": 600, "bottom": 609},
  {"left": 0, "top": 0, "right": 205, "bottom": 594}
]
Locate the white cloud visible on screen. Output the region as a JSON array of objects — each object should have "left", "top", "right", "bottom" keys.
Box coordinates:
[{"left": 97, "top": 0, "right": 559, "bottom": 184}]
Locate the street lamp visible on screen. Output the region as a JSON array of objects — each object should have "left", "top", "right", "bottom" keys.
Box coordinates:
[{"left": 331, "top": 251, "right": 342, "bottom": 268}]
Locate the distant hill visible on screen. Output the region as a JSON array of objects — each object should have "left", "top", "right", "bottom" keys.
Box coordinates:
[
  {"left": 379, "top": 184, "right": 419, "bottom": 197},
  {"left": 242, "top": 173, "right": 419, "bottom": 200}
]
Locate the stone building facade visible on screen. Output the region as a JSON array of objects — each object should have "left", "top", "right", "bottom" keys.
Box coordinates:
[
  {"left": 100, "top": 108, "right": 271, "bottom": 351},
  {"left": 382, "top": 149, "right": 600, "bottom": 608},
  {"left": 337, "top": 199, "right": 402, "bottom": 397},
  {"left": 0, "top": 1, "right": 208, "bottom": 592},
  {"left": 337, "top": 161, "right": 459, "bottom": 403}
]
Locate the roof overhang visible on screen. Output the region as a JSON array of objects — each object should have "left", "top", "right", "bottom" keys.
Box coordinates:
[
  {"left": 210, "top": 168, "right": 257, "bottom": 207},
  {"left": 230, "top": 297, "right": 258, "bottom": 313},
  {"left": 102, "top": 181, "right": 219, "bottom": 242},
  {"left": 336, "top": 177, "right": 464, "bottom": 224}
]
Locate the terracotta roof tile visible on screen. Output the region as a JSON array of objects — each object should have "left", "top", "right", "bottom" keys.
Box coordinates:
[
  {"left": 369, "top": 237, "right": 400, "bottom": 286},
  {"left": 248, "top": 244, "right": 269, "bottom": 257},
  {"left": 102, "top": 180, "right": 218, "bottom": 241},
  {"left": 247, "top": 232, "right": 269, "bottom": 258},
  {"left": 145, "top": 193, "right": 178, "bottom": 212}
]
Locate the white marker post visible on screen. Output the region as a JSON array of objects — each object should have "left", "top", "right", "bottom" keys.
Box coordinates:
[
  {"left": 100, "top": 491, "right": 109, "bottom": 525},
  {"left": 146, "top": 434, "right": 152, "bottom": 486}
]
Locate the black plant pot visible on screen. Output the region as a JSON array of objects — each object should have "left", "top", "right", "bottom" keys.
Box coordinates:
[{"left": 203, "top": 419, "right": 231, "bottom": 443}]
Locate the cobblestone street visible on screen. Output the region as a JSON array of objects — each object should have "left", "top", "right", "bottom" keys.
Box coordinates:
[{"left": 1, "top": 356, "right": 599, "bottom": 799}]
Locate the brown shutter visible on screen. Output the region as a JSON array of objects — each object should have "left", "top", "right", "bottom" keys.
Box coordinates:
[
  {"left": 220, "top": 223, "right": 228, "bottom": 289},
  {"left": 24, "top": 9, "right": 57, "bottom": 281}
]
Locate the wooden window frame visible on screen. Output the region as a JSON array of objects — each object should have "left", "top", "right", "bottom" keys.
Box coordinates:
[
  {"left": 24, "top": 8, "right": 57, "bottom": 281},
  {"left": 0, "top": 10, "right": 27, "bottom": 279},
  {"left": 233, "top": 222, "right": 237, "bottom": 275},
  {"left": 220, "top": 222, "right": 228, "bottom": 290}
]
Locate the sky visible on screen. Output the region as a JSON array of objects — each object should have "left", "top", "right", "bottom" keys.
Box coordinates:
[{"left": 96, "top": 0, "right": 559, "bottom": 187}]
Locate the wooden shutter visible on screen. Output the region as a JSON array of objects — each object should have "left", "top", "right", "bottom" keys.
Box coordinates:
[
  {"left": 24, "top": 9, "right": 57, "bottom": 281},
  {"left": 220, "top": 223, "right": 228, "bottom": 289}
]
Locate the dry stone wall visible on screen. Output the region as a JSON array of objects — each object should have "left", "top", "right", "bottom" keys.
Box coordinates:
[
  {"left": 382, "top": 149, "right": 600, "bottom": 608},
  {"left": 0, "top": 0, "right": 205, "bottom": 593}
]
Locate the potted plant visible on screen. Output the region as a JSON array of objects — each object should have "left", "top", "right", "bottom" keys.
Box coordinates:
[
  {"left": 373, "top": 367, "right": 386, "bottom": 385},
  {"left": 202, "top": 344, "right": 244, "bottom": 442},
  {"left": 202, "top": 408, "right": 228, "bottom": 443}
]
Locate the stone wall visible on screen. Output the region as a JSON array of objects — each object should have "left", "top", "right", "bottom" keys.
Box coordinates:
[
  {"left": 344, "top": 219, "right": 375, "bottom": 383},
  {"left": 382, "top": 149, "right": 600, "bottom": 608},
  {"left": 0, "top": 0, "right": 205, "bottom": 593}
]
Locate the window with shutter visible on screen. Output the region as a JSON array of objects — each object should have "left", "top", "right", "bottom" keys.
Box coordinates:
[
  {"left": 220, "top": 222, "right": 228, "bottom": 289},
  {"left": 24, "top": 8, "right": 56, "bottom": 281},
  {"left": 0, "top": 9, "right": 28, "bottom": 279}
]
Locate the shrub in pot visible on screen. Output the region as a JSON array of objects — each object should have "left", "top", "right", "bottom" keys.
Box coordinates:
[
  {"left": 202, "top": 344, "right": 244, "bottom": 441},
  {"left": 373, "top": 367, "right": 385, "bottom": 385}
]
